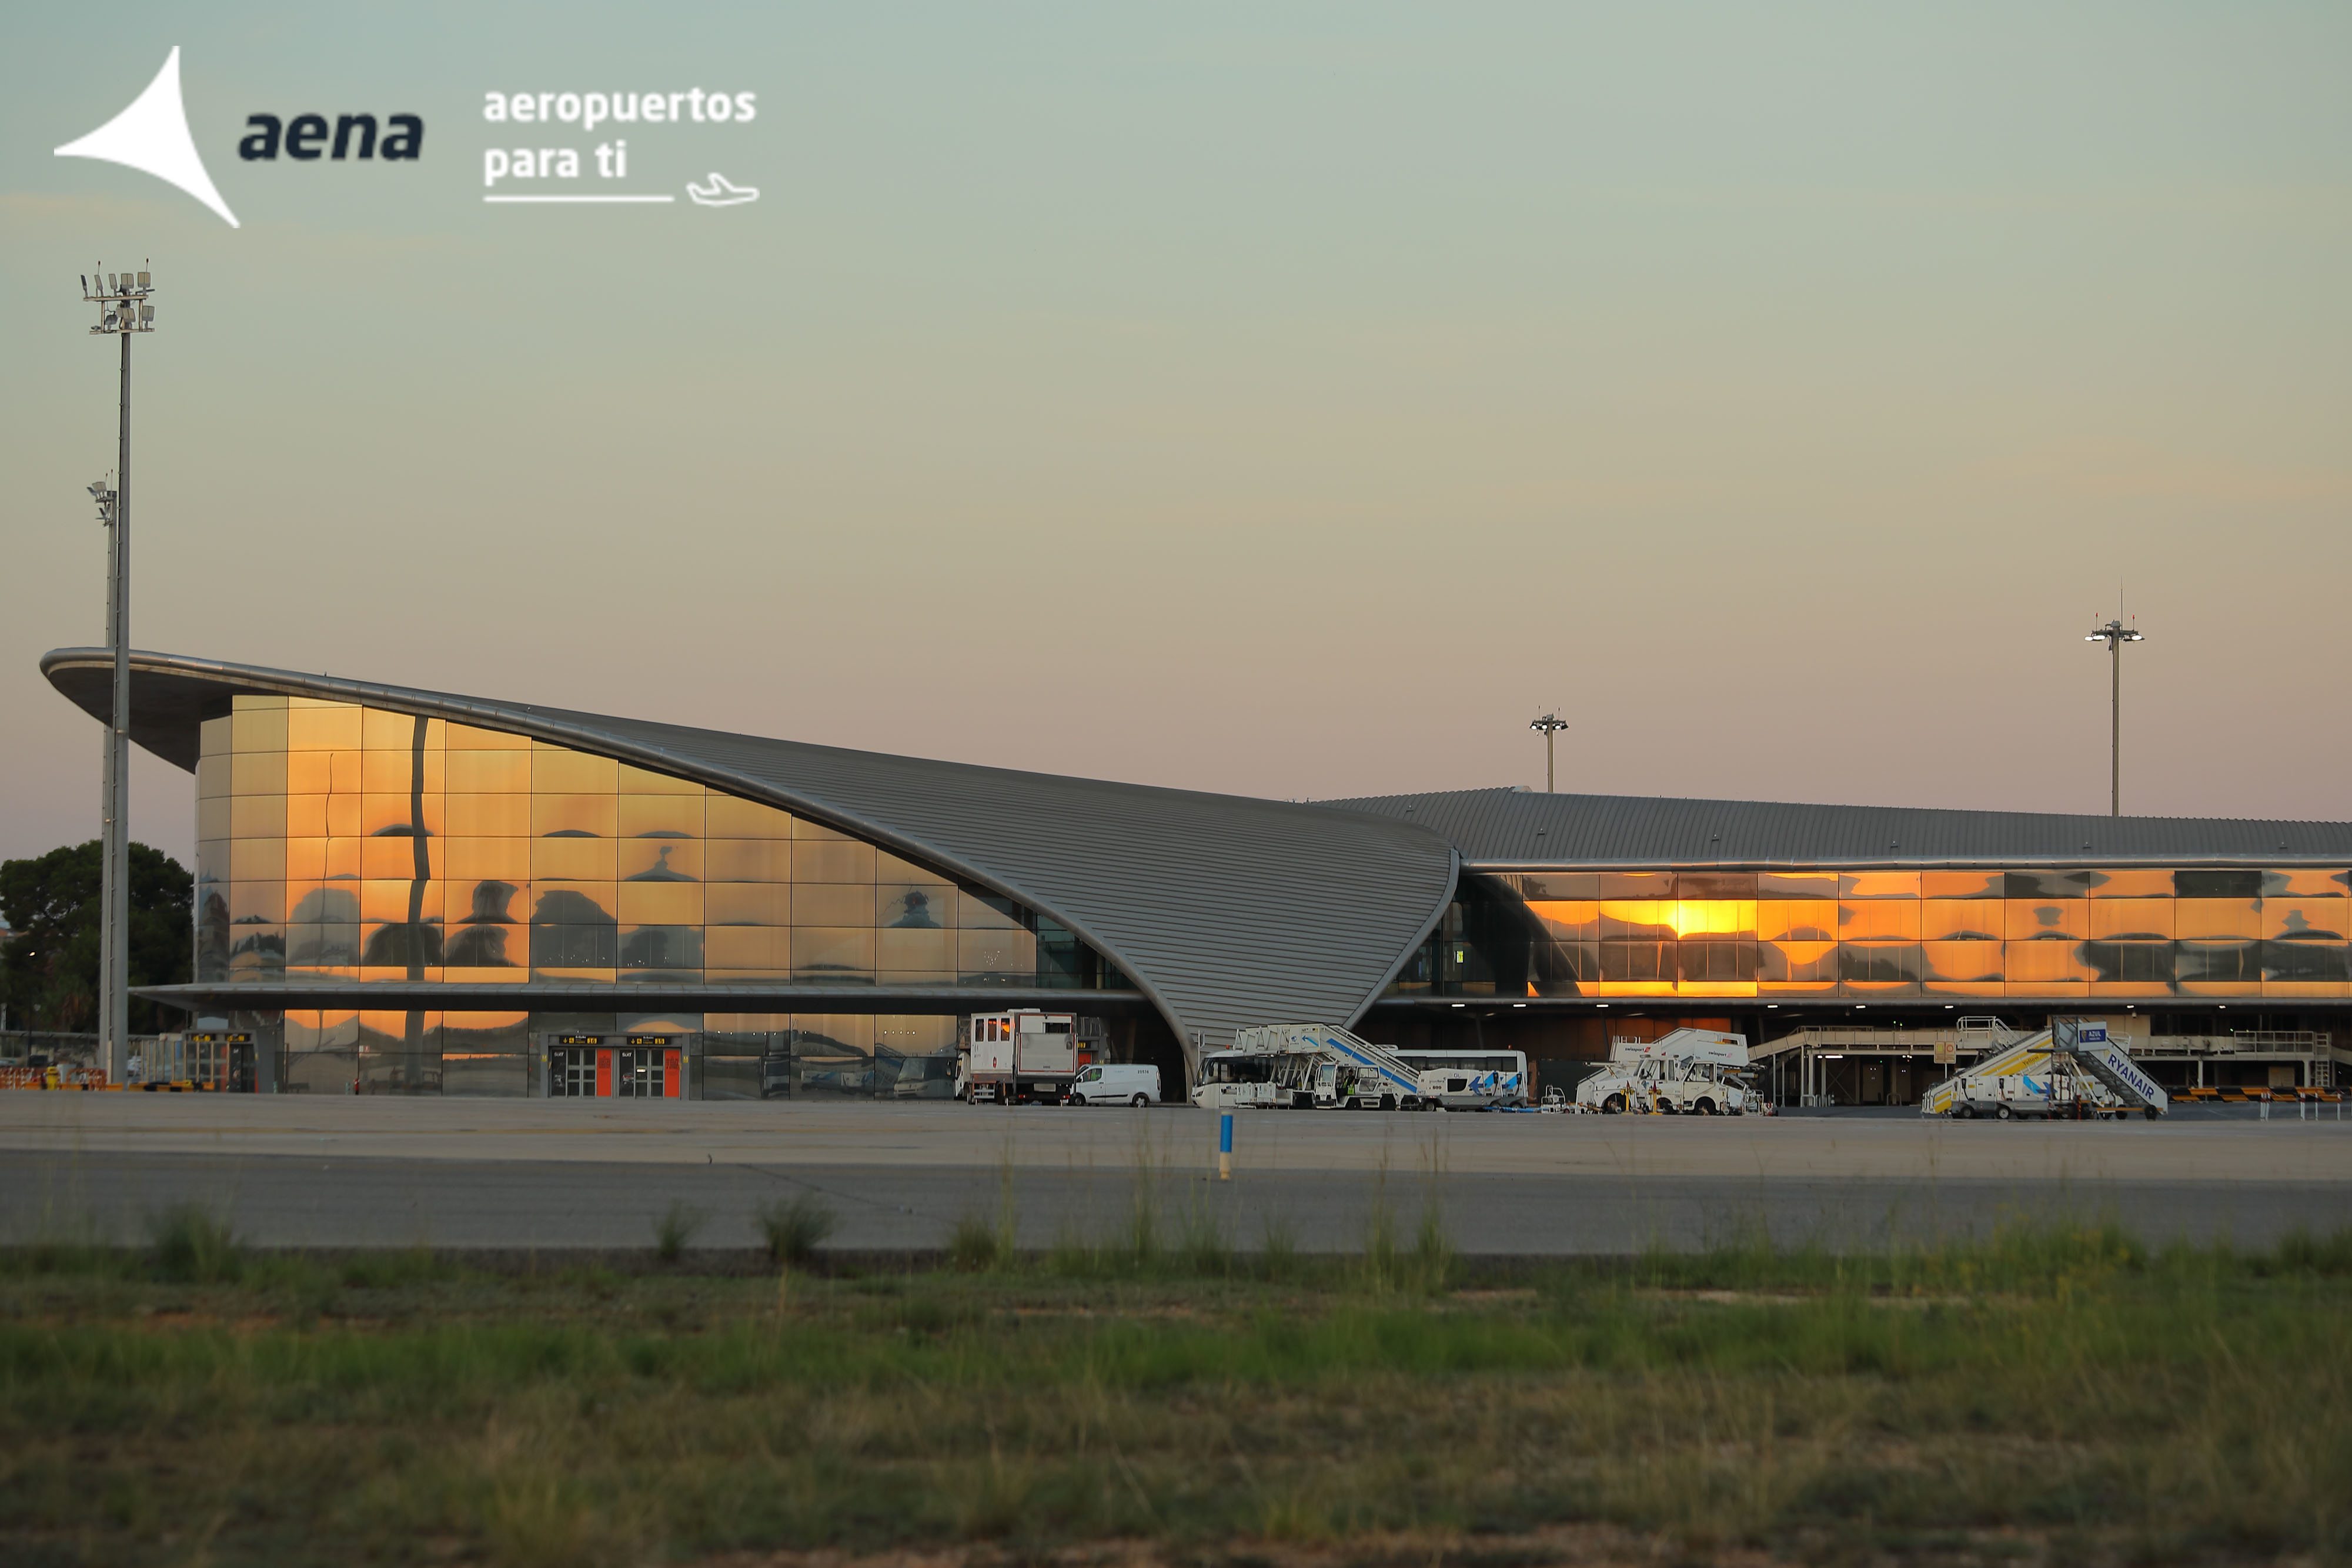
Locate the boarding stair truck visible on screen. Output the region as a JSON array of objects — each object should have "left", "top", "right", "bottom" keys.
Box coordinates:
[
  {"left": 1229, "top": 1023, "right": 1435, "bottom": 1109},
  {"left": 964, "top": 1010, "right": 1101, "bottom": 1104},
  {"left": 1574, "top": 1029, "right": 1752, "bottom": 1114},
  {"left": 1919, "top": 1022, "right": 2142, "bottom": 1120},
  {"left": 2059, "top": 1019, "right": 2169, "bottom": 1120},
  {"left": 1919, "top": 1026, "right": 2056, "bottom": 1118},
  {"left": 1217, "top": 1023, "right": 1526, "bottom": 1109}
]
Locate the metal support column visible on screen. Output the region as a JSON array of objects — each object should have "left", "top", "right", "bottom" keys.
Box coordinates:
[{"left": 104, "top": 323, "right": 133, "bottom": 1083}]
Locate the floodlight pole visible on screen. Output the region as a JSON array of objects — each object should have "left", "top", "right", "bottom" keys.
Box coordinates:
[
  {"left": 1529, "top": 714, "right": 1569, "bottom": 794},
  {"left": 2085, "top": 618, "right": 2143, "bottom": 818},
  {"left": 83, "top": 263, "right": 153, "bottom": 1084}
]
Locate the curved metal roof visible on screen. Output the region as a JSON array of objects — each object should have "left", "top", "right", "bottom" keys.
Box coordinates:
[
  {"left": 44, "top": 649, "right": 1459, "bottom": 1054},
  {"left": 1320, "top": 787, "right": 2352, "bottom": 867}
]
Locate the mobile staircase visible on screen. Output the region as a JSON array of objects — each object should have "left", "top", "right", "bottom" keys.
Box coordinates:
[
  {"left": 2061, "top": 1024, "right": 2168, "bottom": 1119},
  {"left": 1918, "top": 1019, "right": 2164, "bottom": 1119},
  {"left": 1919, "top": 1026, "right": 2055, "bottom": 1117},
  {"left": 1228, "top": 1023, "right": 1499, "bottom": 1109}
]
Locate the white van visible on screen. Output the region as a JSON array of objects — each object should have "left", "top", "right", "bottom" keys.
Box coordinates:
[{"left": 1067, "top": 1064, "right": 1161, "bottom": 1106}]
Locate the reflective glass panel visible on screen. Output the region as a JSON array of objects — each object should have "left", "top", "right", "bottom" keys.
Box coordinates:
[
  {"left": 1923, "top": 940, "right": 2003, "bottom": 982},
  {"left": 707, "top": 796, "right": 794, "bottom": 838},
  {"left": 706, "top": 926, "right": 788, "bottom": 969},
  {"left": 2264, "top": 870, "right": 2352, "bottom": 898},
  {"left": 1840, "top": 901, "right": 1920, "bottom": 941},
  {"left": 2006, "top": 901, "right": 2086, "bottom": 941},
  {"left": 2176, "top": 898, "right": 2259, "bottom": 941},
  {"left": 794, "top": 927, "right": 876, "bottom": 975},
  {"left": 533, "top": 794, "right": 617, "bottom": 839},
  {"left": 2087, "top": 868, "right": 2173, "bottom": 898},
  {"left": 707, "top": 840, "right": 794, "bottom": 882},
  {"left": 532, "top": 749, "right": 618, "bottom": 793},
  {"left": 446, "top": 750, "right": 531, "bottom": 792},
  {"left": 1528, "top": 900, "right": 1601, "bottom": 943},
  {"left": 619, "top": 795, "right": 704, "bottom": 838},
  {"left": 1600, "top": 901, "right": 1673, "bottom": 941},
  {"left": 878, "top": 884, "right": 955, "bottom": 930},
  {"left": 2263, "top": 900, "right": 2350, "bottom": 942},
  {"left": 617, "top": 882, "right": 702, "bottom": 925},
  {"left": 1840, "top": 872, "right": 1920, "bottom": 900},
  {"left": 1757, "top": 901, "right": 1836, "bottom": 942},
  {"left": 1923, "top": 899, "right": 2002, "bottom": 941},
  {"left": 796, "top": 841, "right": 876, "bottom": 884},
  {"left": 620, "top": 841, "right": 703, "bottom": 882},
  {"left": 707, "top": 884, "right": 790, "bottom": 926},
  {"left": 2006, "top": 870, "right": 2092, "bottom": 899},
  {"left": 2006, "top": 941, "right": 2092, "bottom": 985},
  {"left": 2090, "top": 898, "right": 2173, "bottom": 940},
  {"left": 446, "top": 794, "right": 531, "bottom": 837},
  {"left": 1518, "top": 871, "right": 1600, "bottom": 898}
]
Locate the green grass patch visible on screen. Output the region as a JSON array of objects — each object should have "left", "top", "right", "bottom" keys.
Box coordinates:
[{"left": 0, "top": 1223, "right": 2346, "bottom": 1566}]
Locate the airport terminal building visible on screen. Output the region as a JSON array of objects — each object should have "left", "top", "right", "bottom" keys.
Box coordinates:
[{"left": 44, "top": 649, "right": 2352, "bottom": 1103}]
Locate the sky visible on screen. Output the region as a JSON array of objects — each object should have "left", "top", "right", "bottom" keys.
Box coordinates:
[{"left": 2, "top": 2, "right": 2348, "bottom": 871}]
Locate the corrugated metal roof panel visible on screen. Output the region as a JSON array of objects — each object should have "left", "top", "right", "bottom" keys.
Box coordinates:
[
  {"left": 1317, "top": 787, "right": 2352, "bottom": 865},
  {"left": 44, "top": 650, "right": 1458, "bottom": 1054}
]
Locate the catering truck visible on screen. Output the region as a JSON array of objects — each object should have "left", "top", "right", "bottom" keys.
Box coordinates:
[{"left": 963, "top": 1010, "right": 1105, "bottom": 1104}]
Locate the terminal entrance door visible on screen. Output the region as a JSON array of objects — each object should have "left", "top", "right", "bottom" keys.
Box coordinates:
[
  {"left": 552, "top": 1046, "right": 599, "bottom": 1097},
  {"left": 613, "top": 1047, "right": 666, "bottom": 1098},
  {"left": 187, "top": 1031, "right": 256, "bottom": 1092},
  {"left": 543, "top": 1034, "right": 686, "bottom": 1099}
]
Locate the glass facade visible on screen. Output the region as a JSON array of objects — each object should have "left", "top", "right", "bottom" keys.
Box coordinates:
[
  {"left": 1392, "top": 867, "right": 2352, "bottom": 1002},
  {"left": 260, "top": 1007, "right": 970, "bottom": 1099},
  {"left": 195, "top": 694, "right": 1120, "bottom": 994}
]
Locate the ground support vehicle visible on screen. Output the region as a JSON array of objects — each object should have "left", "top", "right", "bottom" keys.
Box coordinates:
[
  {"left": 1191, "top": 1049, "right": 1287, "bottom": 1109},
  {"left": 964, "top": 1010, "right": 1104, "bottom": 1104},
  {"left": 1950, "top": 1067, "right": 2126, "bottom": 1121},
  {"left": 1068, "top": 1063, "right": 1161, "bottom": 1106},
  {"left": 1394, "top": 1050, "right": 1532, "bottom": 1107},
  {"left": 1195, "top": 1024, "right": 1521, "bottom": 1111},
  {"left": 1575, "top": 1029, "right": 1759, "bottom": 1114},
  {"left": 1920, "top": 1021, "right": 2160, "bottom": 1121}
]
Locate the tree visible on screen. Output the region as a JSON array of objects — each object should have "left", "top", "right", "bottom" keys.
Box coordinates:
[{"left": 0, "top": 841, "right": 192, "bottom": 1034}]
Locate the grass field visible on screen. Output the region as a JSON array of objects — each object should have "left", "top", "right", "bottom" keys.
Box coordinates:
[{"left": 4, "top": 1202, "right": 2350, "bottom": 1568}]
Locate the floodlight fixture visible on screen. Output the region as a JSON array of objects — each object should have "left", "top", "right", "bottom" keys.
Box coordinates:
[
  {"left": 2086, "top": 616, "right": 2146, "bottom": 817},
  {"left": 1529, "top": 712, "right": 1569, "bottom": 794}
]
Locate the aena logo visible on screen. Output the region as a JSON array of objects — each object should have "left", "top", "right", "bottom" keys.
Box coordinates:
[
  {"left": 238, "top": 113, "right": 423, "bottom": 162},
  {"left": 54, "top": 46, "right": 239, "bottom": 228},
  {"left": 54, "top": 46, "right": 425, "bottom": 230}
]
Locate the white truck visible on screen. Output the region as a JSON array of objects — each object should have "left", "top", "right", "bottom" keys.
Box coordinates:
[
  {"left": 1574, "top": 1029, "right": 1761, "bottom": 1115},
  {"left": 963, "top": 1010, "right": 1105, "bottom": 1104}
]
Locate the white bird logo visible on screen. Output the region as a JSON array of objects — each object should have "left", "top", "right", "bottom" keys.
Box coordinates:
[{"left": 55, "top": 47, "right": 239, "bottom": 228}]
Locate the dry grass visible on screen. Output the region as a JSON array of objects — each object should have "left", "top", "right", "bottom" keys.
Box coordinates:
[{"left": 1, "top": 1222, "right": 2348, "bottom": 1567}]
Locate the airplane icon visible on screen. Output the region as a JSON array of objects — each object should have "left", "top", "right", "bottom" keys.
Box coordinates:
[{"left": 686, "top": 172, "right": 758, "bottom": 207}]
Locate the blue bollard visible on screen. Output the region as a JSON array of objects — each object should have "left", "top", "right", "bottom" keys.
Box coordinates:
[{"left": 1218, "top": 1110, "right": 1234, "bottom": 1181}]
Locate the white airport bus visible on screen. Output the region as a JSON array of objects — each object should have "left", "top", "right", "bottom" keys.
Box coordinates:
[{"left": 1392, "top": 1049, "right": 1530, "bottom": 1107}]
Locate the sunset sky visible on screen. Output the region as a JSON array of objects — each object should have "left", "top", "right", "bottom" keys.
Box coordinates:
[{"left": 4, "top": 2, "right": 2347, "bottom": 867}]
